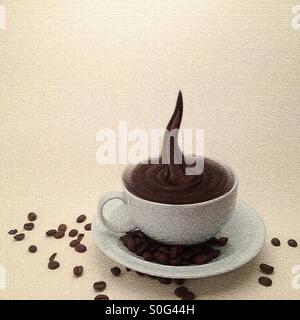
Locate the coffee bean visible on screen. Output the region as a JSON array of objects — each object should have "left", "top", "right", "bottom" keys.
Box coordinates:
[
  {"left": 84, "top": 223, "right": 92, "bottom": 231},
  {"left": 94, "top": 294, "right": 109, "bottom": 300},
  {"left": 76, "top": 215, "right": 86, "bottom": 223},
  {"left": 28, "top": 212, "right": 37, "bottom": 221},
  {"left": 77, "top": 234, "right": 85, "bottom": 242},
  {"left": 259, "top": 263, "right": 274, "bottom": 275},
  {"left": 216, "top": 237, "right": 228, "bottom": 247},
  {"left": 271, "top": 238, "right": 280, "bottom": 247},
  {"left": 75, "top": 244, "right": 87, "bottom": 253},
  {"left": 48, "top": 261, "right": 60, "bottom": 270},
  {"left": 49, "top": 253, "right": 57, "bottom": 262},
  {"left": 54, "top": 231, "right": 65, "bottom": 239},
  {"left": 70, "top": 239, "right": 80, "bottom": 247},
  {"left": 158, "top": 278, "right": 172, "bottom": 285},
  {"left": 8, "top": 229, "right": 18, "bottom": 235},
  {"left": 142, "top": 252, "right": 153, "bottom": 261},
  {"left": 69, "top": 229, "right": 78, "bottom": 237},
  {"left": 181, "top": 291, "right": 195, "bottom": 300},
  {"left": 58, "top": 224, "right": 67, "bottom": 232},
  {"left": 193, "top": 254, "right": 212, "bottom": 265},
  {"left": 174, "top": 279, "right": 185, "bottom": 285},
  {"left": 288, "top": 239, "right": 298, "bottom": 247},
  {"left": 14, "top": 233, "right": 25, "bottom": 241},
  {"left": 28, "top": 245, "right": 37, "bottom": 253},
  {"left": 258, "top": 276, "right": 272, "bottom": 287},
  {"left": 126, "top": 268, "right": 131, "bottom": 272},
  {"left": 24, "top": 222, "right": 34, "bottom": 231},
  {"left": 93, "top": 281, "right": 106, "bottom": 292},
  {"left": 73, "top": 266, "right": 83, "bottom": 277},
  {"left": 174, "top": 286, "right": 188, "bottom": 298},
  {"left": 206, "top": 237, "right": 218, "bottom": 246},
  {"left": 111, "top": 267, "right": 121, "bottom": 276},
  {"left": 46, "top": 229, "right": 57, "bottom": 237}
]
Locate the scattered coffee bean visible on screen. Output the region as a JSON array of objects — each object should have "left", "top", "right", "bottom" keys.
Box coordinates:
[
  {"left": 174, "top": 286, "right": 189, "bottom": 298},
  {"left": 77, "top": 234, "right": 85, "bottom": 242},
  {"left": 28, "top": 212, "right": 37, "bottom": 221},
  {"left": 75, "top": 244, "right": 87, "bottom": 253},
  {"left": 70, "top": 239, "right": 80, "bottom": 248},
  {"left": 28, "top": 245, "right": 37, "bottom": 253},
  {"left": 271, "top": 238, "right": 280, "bottom": 247},
  {"left": 84, "top": 223, "right": 92, "bottom": 231},
  {"left": 76, "top": 215, "right": 86, "bottom": 223},
  {"left": 93, "top": 281, "right": 106, "bottom": 292},
  {"left": 58, "top": 224, "right": 67, "bottom": 232},
  {"left": 46, "top": 229, "right": 57, "bottom": 237},
  {"left": 258, "top": 276, "right": 272, "bottom": 287},
  {"left": 181, "top": 291, "right": 195, "bottom": 300},
  {"left": 174, "top": 279, "right": 185, "bottom": 285},
  {"left": 49, "top": 253, "right": 57, "bottom": 262},
  {"left": 94, "top": 294, "right": 109, "bottom": 300},
  {"left": 259, "top": 263, "right": 274, "bottom": 275},
  {"left": 69, "top": 229, "right": 78, "bottom": 237},
  {"left": 8, "top": 229, "right": 18, "bottom": 235},
  {"left": 48, "top": 261, "right": 60, "bottom": 270},
  {"left": 288, "top": 239, "right": 298, "bottom": 247},
  {"left": 73, "top": 266, "right": 84, "bottom": 277},
  {"left": 14, "top": 233, "right": 25, "bottom": 241},
  {"left": 111, "top": 267, "right": 121, "bottom": 276},
  {"left": 54, "top": 231, "right": 65, "bottom": 239},
  {"left": 24, "top": 222, "right": 34, "bottom": 231},
  {"left": 158, "top": 278, "right": 172, "bottom": 285}
]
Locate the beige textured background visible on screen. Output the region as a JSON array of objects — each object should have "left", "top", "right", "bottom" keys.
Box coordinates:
[{"left": 1, "top": 1, "right": 300, "bottom": 299}]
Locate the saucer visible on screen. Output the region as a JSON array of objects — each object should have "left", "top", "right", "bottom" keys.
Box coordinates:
[{"left": 92, "top": 200, "right": 265, "bottom": 279}]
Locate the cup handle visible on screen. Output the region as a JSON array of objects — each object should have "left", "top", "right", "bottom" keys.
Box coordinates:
[{"left": 97, "top": 191, "right": 137, "bottom": 233}]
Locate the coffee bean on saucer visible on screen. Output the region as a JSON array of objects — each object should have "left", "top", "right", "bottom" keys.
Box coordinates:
[
  {"left": 28, "top": 212, "right": 37, "bottom": 221},
  {"left": 111, "top": 267, "right": 121, "bottom": 276},
  {"left": 28, "top": 245, "right": 37, "bottom": 253},
  {"left": 216, "top": 237, "right": 228, "bottom": 247},
  {"left": 288, "top": 239, "right": 298, "bottom": 247},
  {"left": 84, "top": 223, "right": 92, "bottom": 231},
  {"left": 258, "top": 276, "right": 272, "bottom": 287},
  {"left": 48, "top": 261, "right": 60, "bottom": 270},
  {"left": 54, "top": 231, "right": 65, "bottom": 239},
  {"left": 14, "top": 233, "right": 25, "bottom": 241},
  {"left": 271, "top": 238, "right": 280, "bottom": 247},
  {"left": 46, "top": 229, "right": 57, "bottom": 237},
  {"left": 70, "top": 239, "right": 80, "bottom": 248},
  {"left": 8, "top": 229, "right": 18, "bottom": 235},
  {"left": 93, "top": 281, "right": 106, "bottom": 292},
  {"left": 174, "top": 279, "right": 185, "bottom": 285},
  {"left": 58, "top": 224, "right": 67, "bottom": 232},
  {"left": 73, "top": 266, "right": 83, "bottom": 277},
  {"left": 259, "top": 263, "right": 274, "bottom": 275},
  {"left": 24, "top": 222, "right": 34, "bottom": 231},
  {"left": 76, "top": 215, "right": 86, "bottom": 223},
  {"left": 69, "top": 229, "right": 78, "bottom": 237},
  {"left": 158, "top": 278, "right": 172, "bottom": 285},
  {"left": 174, "top": 286, "right": 189, "bottom": 298},
  {"left": 77, "top": 234, "right": 85, "bottom": 242},
  {"left": 49, "top": 253, "right": 57, "bottom": 262},
  {"left": 75, "top": 244, "right": 87, "bottom": 253},
  {"left": 94, "top": 294, "right": 109, "bottom": 300},
  {"left": 181, "top": 291, "right": 195, "bottom": 300}
]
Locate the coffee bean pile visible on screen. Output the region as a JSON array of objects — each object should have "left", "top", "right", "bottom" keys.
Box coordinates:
[{"left": 120, "top": 230, "right": 227, "bottom": 266}]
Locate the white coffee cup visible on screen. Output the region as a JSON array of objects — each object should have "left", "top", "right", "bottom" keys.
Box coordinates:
[{"left": 97, "top": 160, "right": 238, "bottom": 245}]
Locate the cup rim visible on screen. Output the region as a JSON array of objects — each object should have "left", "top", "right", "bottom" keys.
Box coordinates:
[{"left": 123, "top": 157, "right": 238, "bottom": 207}]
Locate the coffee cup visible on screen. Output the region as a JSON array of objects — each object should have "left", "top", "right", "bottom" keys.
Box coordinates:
[{"left": 97, "top": 159, "right": 238, "bottom": 245}]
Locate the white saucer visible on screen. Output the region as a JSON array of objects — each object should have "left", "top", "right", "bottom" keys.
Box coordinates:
[{"left": 92, "top": 200, "right": 265, "bottom": 279}]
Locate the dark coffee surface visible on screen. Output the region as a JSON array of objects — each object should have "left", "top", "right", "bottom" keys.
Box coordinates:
[{"left": 123, "top": 92, "right": 234, "bottom": 204}]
